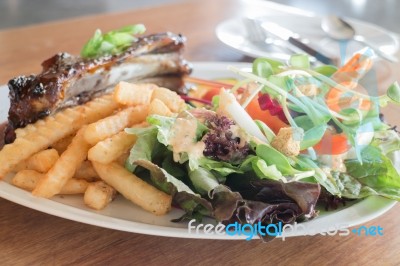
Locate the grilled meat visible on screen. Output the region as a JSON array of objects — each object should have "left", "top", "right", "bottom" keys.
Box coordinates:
[{"left": 5, "top": 32, "right": 192, "bottom": 143}]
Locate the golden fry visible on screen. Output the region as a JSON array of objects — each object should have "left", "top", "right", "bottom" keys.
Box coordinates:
[
  {"left": 115, "top": 152, "right": 130, "bottom": 166},
  {"left": 84, "top": 105, "right": 147, "bottom": 145},
  {"left": 12, "top": 170, "right": 41, "bottom": 191},
  {"left": 51, "top": 134, "right": 75, "bottom": 154},
  {"left": 61, "top": 178, "right": 89, "bottom": 195},
  {"left": 73, "top": 160, "right": 99, "bottom": 181},
  {"left": 92, "top": 162, "right": 172, "bottom": 215},
  {"left": 88, "top": 131, "right": 137, "bottom": 164},
  {"left": 148, "top": 98, "right": 174, "bottom": 117},
  {"left": 84, "top": 181, "right": 116, "bottom": 210},
  {"left": 15, "top": 120, "right": 47, "bottom": 138},
  {"left": 32, "top": 127, "right": 91, "bottom": 198},
  {"left": 0, "top": 94, "right": 120, "bottom": 179},
  {"left": 12, "top": 170, "right": 88, "bottom": 194},
  {"left": 114, "top": 81, "right": 156, "bottom": 106},
  {"left": 151, "top": 87, "right": 186, "bottom": 113},
  {"left": 14, "top": 149, "right": 59, "bottom": 173}
]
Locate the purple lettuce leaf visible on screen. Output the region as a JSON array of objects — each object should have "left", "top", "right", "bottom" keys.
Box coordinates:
[{"left": 209, "top": 180, "right": 321, "bottom": 241}]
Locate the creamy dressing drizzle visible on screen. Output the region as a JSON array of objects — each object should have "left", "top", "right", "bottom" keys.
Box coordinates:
[
  {"left": 169, "top": 117, "right": 205, "bottom": 162},
  {"left": 229, "top": 124, "right": 250, "bottom": 148},
  {"left": 318, "top": 152, "right": 348, "bottom": 173}
]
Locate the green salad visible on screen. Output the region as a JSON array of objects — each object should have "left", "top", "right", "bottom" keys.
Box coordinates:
[{"left": 122, "top": 48, "right": 400, "bottom": 240}]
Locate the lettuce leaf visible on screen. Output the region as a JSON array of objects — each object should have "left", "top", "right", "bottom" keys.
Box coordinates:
[
  {"left": 255, "top": 144, "right": 314, "bottom": 180},
  {"left": 197, "top": 155, "right": 255, "bottom": 176},
  {"left": 209, "top": 180, "right": 320, "bottom": 241},
  {"left": 252, "top": 158, "right": 284, "bottom": 181},
  {"left": 342, "top": 145, "right": 400, "bottom": 200},
  {"left": 188, "top": 167, "right": 220, "bottom": 196},
  {"left": 333, "top": 172, "right": 399, "bottom": 200},
  {"left": 134, "top": 159, "right": 213, "bottom": 219},
  {"left": 146, "top": 115, "right": 176, "bottom": 146},
  {"left": 371, "top": 129, "right": 400, "bottom": 155},
  {"left": 295, "top": 155, "right": 342, "bottom": 196},
  {"left": 125, "top": 127, "right": 159, "bottom": 172}
]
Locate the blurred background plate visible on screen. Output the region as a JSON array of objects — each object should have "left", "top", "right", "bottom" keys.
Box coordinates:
[{"left": 216, "top": 14, "right": 399, "bottom": 64}]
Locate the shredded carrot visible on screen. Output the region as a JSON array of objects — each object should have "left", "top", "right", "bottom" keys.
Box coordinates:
[
  {"left": 333, "top": 53, "right": 373, "bottom": 79},
  {"left": 314, "top": 132, "right": 350, "bottom": 155},
  {"left": 325, "top": 52, "right": 374, "bottom": 114}
]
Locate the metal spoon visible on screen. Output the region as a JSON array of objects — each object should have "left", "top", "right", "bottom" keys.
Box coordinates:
[{"left": 321, "top": 15, "right": 398, "bottom": 63}]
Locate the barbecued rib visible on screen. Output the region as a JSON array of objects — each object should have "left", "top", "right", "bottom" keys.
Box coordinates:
[{"left": 5, "top": 32, "right": 192, "bottom": 143}]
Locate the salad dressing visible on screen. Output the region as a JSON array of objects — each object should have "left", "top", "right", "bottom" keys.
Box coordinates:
[
  {"left": 318, "top": 153, "right": 348, "bottom": 173},
  {"left": 169, "top": 117, "right": 205, "bottom": 162},
  {"left": 229, "top": 124, "right": 250, "bottom": 148}
]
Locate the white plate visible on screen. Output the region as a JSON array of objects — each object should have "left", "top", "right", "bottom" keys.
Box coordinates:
[
  {"left": 216, "top": 14, "right": 399, "bottom": 63},
  {"left": 0, "top": 62, "right": 396, "bottom": 240}
]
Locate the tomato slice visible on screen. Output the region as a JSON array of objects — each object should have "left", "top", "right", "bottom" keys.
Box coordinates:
[
  {"left": 196, "top": 78, "right": 287, "bottom": 134},
  {"left": 245, "top": 98, "right": 287, "bottom": 134},
  {"left": 195, "top": 78, "right": 236, "bottom": 103},
  {"left": 201, "top": 87, "right": 222, "bottom": 102}
]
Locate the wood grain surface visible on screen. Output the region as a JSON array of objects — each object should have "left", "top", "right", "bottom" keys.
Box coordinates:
[{"left": 0, "top": 0, "right": 399, "bottom": 265}]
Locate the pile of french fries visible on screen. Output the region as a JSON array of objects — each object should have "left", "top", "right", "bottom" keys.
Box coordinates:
[{"left": 0, "top": 81, "right": 187, "bottom": 215}]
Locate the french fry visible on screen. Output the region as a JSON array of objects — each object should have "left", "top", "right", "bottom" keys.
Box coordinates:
[
  {"left": 84, "top": 105, "right": 148, "bottom": 145},
  {"left": 14, "top": 148, "right": 59, "bottom": 173},
  {"left": 73, "top": 160, "right": 99, "bottom": 181},
  {"left": 32, "top": 126, "right": 91, "bottom": 198},
  {"left": 114, "top": 82, "right": 156, "bottom": 106},
  {"left": 51, "top": 134, "right": 75, "bottom": 154},
  {"left": 88, "top": 131, "right": 137, "bottom": 164},
  {"left": 15, "top": 120, "right": 47, "bottom": 138},
  {"left": 92, "top": 162, "right": 172, "bottom": 215},
  {"left": 12, "top": 170, "right": 41, "bottom": 191},
  {"left": 151, "top": 87, "right": 186, "bottom": 113},
  {"left": 0, "top": 94, "right": 120, "bottom": 179},
  {"left": 148, "top": 98, "right": 174, "bottom": 117},
  {"left": 84, "top": 181, "right": 116, "bottom": 210},
  {"left": 12, "top": 170, "right": 88, "bottom": 194},
  {"left": 61, "top": 178, "right": 90, "bottom": 194},
  {"left": 115, "top": 152, "right": 130, "bottom": 166}
]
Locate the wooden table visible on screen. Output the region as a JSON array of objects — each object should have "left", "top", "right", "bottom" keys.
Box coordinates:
[{"left": 0, "top": 0, "right": 399, "bottom": 265}]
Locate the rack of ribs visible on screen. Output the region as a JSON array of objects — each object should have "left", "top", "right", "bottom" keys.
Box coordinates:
[{"left": 4, "top": 32, "right": 192, "bottom": 143}]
